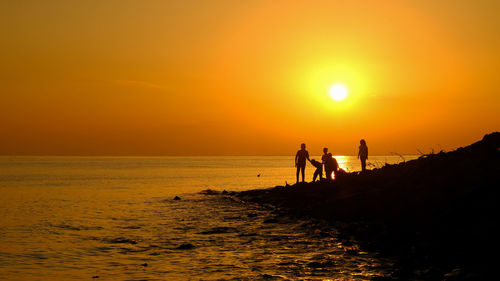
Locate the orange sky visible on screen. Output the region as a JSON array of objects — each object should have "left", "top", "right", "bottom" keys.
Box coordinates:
[{"left": 1, "top": 0, "right": 499, "bottom": 156}]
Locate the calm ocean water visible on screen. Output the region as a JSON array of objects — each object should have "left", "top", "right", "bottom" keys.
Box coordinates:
[{"left": 0, "top": 156, "right": 415, "bottom": 280}]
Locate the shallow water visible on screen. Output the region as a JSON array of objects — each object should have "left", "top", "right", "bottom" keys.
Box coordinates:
[{"left": 0, "top": 156, "right": 415, "bottom": 280}]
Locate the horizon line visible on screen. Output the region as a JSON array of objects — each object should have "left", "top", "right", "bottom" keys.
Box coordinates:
[{"left": 0, "top": 154, "right": 420, "bottom": 157}]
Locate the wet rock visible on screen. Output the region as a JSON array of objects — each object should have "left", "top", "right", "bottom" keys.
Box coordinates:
[
  {"left": 200, "top": 189, "right": 220, "bottom": 195},
  {"left": 52, "top": 223, "right": 103, "bottom": 231},
  {"left": 263, "top": 218, "right": 278, "bottom": 223},
  {"left": 307, "top": 260, "right": 336, "bottom": 268},
  {"left": 444, "top": 268, "right": 461, "bottom": 277},
  {"left": 247, "top": 213, "right": 258, "bottom": 217},
  {"left": 141, "top": 263, "right": 148, "bottom": 267},
  {"left": 237, "top": 233, "right": 257, "bottom": 237},
  {"left": 92, "top": 276, "right": 99, "bottom": 279},
  {"left": 223, "top": 215, "right": 242, "bottom": 220},
  {"left": 222, "top": 190, "right": 228, "bottom": 194},
  {"left": 173, "top": 196, "right": 181, "bottom": 200},
  {"left": 277, "top": 261, "right": 296, "bottom": 266},
  {"left": 371, "top": 277, "right": 394, "bottom": 281},
  {"left": 260, "top": 273, "right": 283, "bottom": 279},
  {"left": 121, "top": 225, "right": 141, "bottom": 229},
  {"left": 200, "top": 226, "right": 237, "bottom": 234},
  {"left": 442, "top": 268, "right": 463, "bottom": 281},
  {"left": 107, "top": 238, "right": 137, "bottom": 244},
  {"left": 176, "top": 243, "right": 195, "bottom": 250},
  {"left": 307, "top": 261, "right": 322, "bottom": 268}
]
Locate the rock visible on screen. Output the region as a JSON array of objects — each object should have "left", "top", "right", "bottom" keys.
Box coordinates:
[
  {"left": 173, "top": 196, "right": 181, "bottom": 200},
  {"left": 107, "top": 237, "right": 137, "bottom": 244},
  {"left": 444, "top": 268, "right": 461, "bottom": 277},
  {"left": 238, "top": 233, "right": 257, "bottom": 237},
  {"left": 307, "top": 261, "right": 322, "bottom": 268},
  {"left": 443, "top": 268, "right": 462, "bottom": 280},
  {"left": 263, "top": 218, "right": 278, "bottom": 223},
  {"left": 307, "top": 260, "right": 335, "bottom": 268},
  {"left": 371, "top": 277, "right": 394, "bottom": 281},
  {"left": 200, "top": 189, "right": 219, "bottom": 195},
  {"left": 200, "top": 226, "right": 237, "bottom": 234},
  {"left": 176, "top": 243, "right": 195, "bottom": 250},
  {"left": 222, "top": 190, "right": 228, "bottom": 194},
  {"left": 92, "top": 276, "right": 99, "bottom": 279},
  {"left": 141, "top": 263, "right": 148, "bottom": 267},
  {"left": 121, "top": 225, "right": 141, "bottom": 229},
  {"left": 260, "top": 273, "right": 283, "bottom": 279}
]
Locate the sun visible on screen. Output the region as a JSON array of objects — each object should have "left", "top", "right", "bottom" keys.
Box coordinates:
[{"left": 329, "top": 84, "right": 348, "bottom": 101}]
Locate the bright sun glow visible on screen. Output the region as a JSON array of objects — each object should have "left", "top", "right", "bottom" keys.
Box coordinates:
[{"left": 329, "top": 84, "right": 348, "bottom": 101}]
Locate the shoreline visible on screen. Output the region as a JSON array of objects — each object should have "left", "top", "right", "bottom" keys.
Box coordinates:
[{"left": 234, "top": 132, "right": 499, "bottom": 280}]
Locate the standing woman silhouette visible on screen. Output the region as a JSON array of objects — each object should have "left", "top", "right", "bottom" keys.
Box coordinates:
[{"left": 358, "top": 139, "right": 368, "bottom": 172}]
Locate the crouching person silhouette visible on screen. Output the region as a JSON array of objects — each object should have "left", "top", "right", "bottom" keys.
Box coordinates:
[{"left": 310, "top": 159, "right": 323, "bottom": 182}]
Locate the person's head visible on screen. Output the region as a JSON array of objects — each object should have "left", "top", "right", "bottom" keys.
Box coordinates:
[
  {"left": 328, "top": 153, "right": 332, "bottom": 157},
  {"left": 301, "top": 143, "right": 306, "bottom": 150},
  {"left": 360, "top": 139, "right": 366, "bottom": 146},
  {"left": 323, "top": 147, "right": 328, "bottom": 154},
  {"left": 311, "top": 158, "right": 316, "bottom": 163}
]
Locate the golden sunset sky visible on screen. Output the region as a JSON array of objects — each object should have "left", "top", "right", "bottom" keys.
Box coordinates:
[{"left": 1, "top": 0, "right": 499, "bottom": 155}]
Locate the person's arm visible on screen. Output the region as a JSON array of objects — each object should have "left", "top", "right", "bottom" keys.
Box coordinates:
[
  {"left": 366, "top": 147, "right": 368, "bottom": 159},
  {"left": 306, "top": 151, "right": 311, "bottom": 162},
  {"left": 358, "top": 147, "right": 360, "bottom": 159},
  {"left": 295, "top": 151, "right": 298, "bottom": 167}
]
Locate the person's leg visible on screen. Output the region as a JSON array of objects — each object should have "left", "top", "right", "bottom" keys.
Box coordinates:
[
  {"left": 296, "top": 166, "right": 300, "bottom": 183},
  {"left": 361, "top": 159, "right": 366, "bottom": 171},
  {"left": 313, "top": 170, "right": 318, "bottom": 182},
  {"left": 301, "top": 165, "right": 305, "bottom": 182}
]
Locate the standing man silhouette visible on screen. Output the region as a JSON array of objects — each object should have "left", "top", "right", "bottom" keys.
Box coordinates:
[
  {"left": 321, "top": 148, "right": 332, "bottom": 180},
  {"left": 295, "top": 143, "right": 310, "bottom": 183}
]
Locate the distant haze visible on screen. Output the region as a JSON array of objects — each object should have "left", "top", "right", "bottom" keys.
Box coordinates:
[{"left": 1, "top": 0, "right": 499, "bottom": 156}]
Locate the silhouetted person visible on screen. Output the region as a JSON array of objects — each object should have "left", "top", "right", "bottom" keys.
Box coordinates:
[
  {"left": 321, "top": 147, "right": 332, "bottom": 179},
  {"left": 295, "top": 143, "right": 310, "bottom": 183},
  {"left": 358, "top": 139, "right": 368, "bottom": 172},
  {"left": 321, "top": 148, "right": 332, "bottom": 180},
  {"left": 310, "top": 159, "right": 323, "bottom": 181},
  {"left": 322, "top": 150, "right": 339, "bottom": 180},
  {"left": 328, "top": 153, "right": 339, "bottom": 179}
]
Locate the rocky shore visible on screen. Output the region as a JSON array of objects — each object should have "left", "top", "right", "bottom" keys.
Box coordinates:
[{"left": 236, "top": 132, "right": 499, "bottom": 280}]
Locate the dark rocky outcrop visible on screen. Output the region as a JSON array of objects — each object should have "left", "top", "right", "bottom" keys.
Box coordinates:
[{"left": 237, "top": 132, "right": 500, "bottom": 280}]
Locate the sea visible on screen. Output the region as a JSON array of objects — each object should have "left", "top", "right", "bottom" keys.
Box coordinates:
[{"left": 0, "top": 155, "right": 417, "bottom": 281}]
